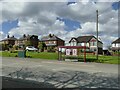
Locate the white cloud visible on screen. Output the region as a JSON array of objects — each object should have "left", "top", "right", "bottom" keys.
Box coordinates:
[
  {"left": 0, "top": 31, "right": 3, "bottom": 35},
  {"left": 8, "top": 17, "right": 66, "bottom": 39},
  {"left": 0, "top": 31, "right": 5, "bottom": 40},
  {"left": 2, "top": 2, "right": 26, "bottom": 22}
]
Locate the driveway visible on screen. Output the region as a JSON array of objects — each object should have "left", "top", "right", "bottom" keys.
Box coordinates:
[{"left": 0, "top": 57, "right": 119, "bottom": 88}]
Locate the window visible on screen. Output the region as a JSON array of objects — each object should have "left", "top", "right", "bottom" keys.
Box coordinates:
[
  {"left": 94, "top": 49, "right": 96, "bottom": 51},
  {"left": 90, "top": 42, "right": 96, "bottom": 46},
  {"left": 90, "top": 42, "right": 92, "bottom": 46},
  {"left": 93, "top": 42, "right": 94, "bottom": 46},
  {"left": 49, "top": 41, "right": 52, "bottom": 44}
]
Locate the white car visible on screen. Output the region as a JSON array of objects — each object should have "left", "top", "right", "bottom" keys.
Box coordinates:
[{"left": 26, "top": 46, "right": 38, "bottom": 51}]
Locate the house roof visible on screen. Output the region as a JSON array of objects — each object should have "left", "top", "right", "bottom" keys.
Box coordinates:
[
  {"left": 112, "top": 38, "right": 120, "bottom": 44},
  {"left": 69, "top": 35, "right": 103, "bottom": 43},
  {"left": 69, "top": 37, "right": 78, "bottom": 43},
  {"left": 18, "top": 35, "right": 31, "bottom": 40},
  {"left": 77, "top": 36, "right": 94, "bottom": 43},
  {"left": 18, "top": 35, "right": 38, "bottom": 40},
  {"left": 2, "top": 36, "right": 17, "bottom": 41},
  {"left": 41, "top": 34, "right": 64, "bottom": 41}
]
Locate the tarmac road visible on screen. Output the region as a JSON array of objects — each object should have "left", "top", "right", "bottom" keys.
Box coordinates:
[
  {"left": 2, "top": 76, "right": 55, "bottom": 88},
  {"left": 0, "top": 57, "right": 119, "bottom": 89}
]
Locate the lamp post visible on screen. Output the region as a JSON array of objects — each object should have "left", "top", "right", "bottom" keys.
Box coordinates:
[
  {"left": 96, "top": 10, "right": 98, "bottom": 60},
  {"left": 84, "top": 42, "right": 86, "bottom": 63}
]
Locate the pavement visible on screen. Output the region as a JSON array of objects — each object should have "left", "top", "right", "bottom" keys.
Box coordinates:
[{"left": 0, "top": 57, "right": 119, "bottom": 89}]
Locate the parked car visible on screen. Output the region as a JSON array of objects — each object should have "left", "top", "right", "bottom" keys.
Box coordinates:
[{"left": 26, "top": 46, "right": 38, "bottom": 51}]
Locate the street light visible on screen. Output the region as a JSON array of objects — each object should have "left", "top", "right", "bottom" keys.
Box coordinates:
[{"left": 96, "top": 10, "right": 98, "bottom": 60}]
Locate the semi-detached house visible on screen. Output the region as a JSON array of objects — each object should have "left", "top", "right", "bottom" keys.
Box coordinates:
[
  {"left": 69, "top": 35, "right": 103, "bottom": 54},
  {"left": 40, "top": 34, "right": 65, "bottom": 51},
  {"left": 111, "top": 38, "right": 120, "bottom": 52}
]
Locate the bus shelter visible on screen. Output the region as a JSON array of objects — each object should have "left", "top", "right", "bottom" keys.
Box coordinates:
[{"left": 58, "top": 46, "right": 89, "bottom": 62}]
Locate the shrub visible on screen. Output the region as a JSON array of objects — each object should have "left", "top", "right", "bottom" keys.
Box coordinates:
[
  {"left": 13, "top": 45, "right": 19, "bottom": 50},
  {"left": 38, "top": 42, "right": 46, "bottom": 52},
  {"left": 10, "top": 51, "right": 18, "bottom": 53},
  {"left": 47, "top": 47, "right": 55, "bottom": 52}
]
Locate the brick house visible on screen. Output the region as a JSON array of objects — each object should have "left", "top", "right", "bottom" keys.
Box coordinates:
[
  {"left": 40, "top": 34, "right": 65, "bottom": 51},
  {"left": 69, "top": 35, "right": 103, "bottom": 54},
  {"left": 2, "top": 35, "right": 17, "bottom": 46},
  {"left": 111, "top": 38, "right": 120, "bottom": 52},
  {"left": 15, "top": 34, "right": 39, "bottom": 48}
]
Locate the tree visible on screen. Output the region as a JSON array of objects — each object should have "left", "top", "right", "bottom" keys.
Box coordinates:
[
  {"left": 38, "top": 42, "right": 46, "bottom": 52},
  {"left": 0, "top": 43, "right": 8, "bottom": 50},
  {"left": 1, "top": 44, "right": 9, "bottom": 50},
  {"left": 25, "top": 41, "right": 32, "bottom": 47},
  {"left": 13, "top": 45, "right": 18, "bottom": 50}
]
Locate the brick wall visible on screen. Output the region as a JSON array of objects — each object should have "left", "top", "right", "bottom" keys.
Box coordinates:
[{"left": 57, "top": 39, "right": 64, "bottom": 46}]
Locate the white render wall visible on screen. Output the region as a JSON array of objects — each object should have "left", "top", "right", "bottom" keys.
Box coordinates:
[
  {"left": 70, "top": 42, "right": 77, "bottom": 46},
  {"left": 98, "top": 42, "right": 103, "bottom": 48},
  {"left": 69, "top": 38, "right": 103, "bottom": 48},
  {"left": 77, "top": 42, "right": 102, "bottom": 48},
  {"left": 112, "top": 43, "right": 120, "bottom": 47},
  {"left": 78, "top": 43, "right": 89, "bottom": 47}
]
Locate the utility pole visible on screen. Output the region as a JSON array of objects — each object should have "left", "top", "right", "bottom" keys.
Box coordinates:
[{"left": 96, "top": 10, "right": 98, "bottom": 60}]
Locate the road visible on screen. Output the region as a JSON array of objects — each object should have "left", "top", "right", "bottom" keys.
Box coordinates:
[{"left": 0, "top": 57, "right": 119, "bottom": 89}]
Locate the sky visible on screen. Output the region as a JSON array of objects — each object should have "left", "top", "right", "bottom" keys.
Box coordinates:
[{"left": 0, "top": 0, "right": 119, "bottom": 49}]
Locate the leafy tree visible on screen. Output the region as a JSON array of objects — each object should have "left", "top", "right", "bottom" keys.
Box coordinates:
[
  {"left": 0, "top": 43, "right": 5, "bottom": 50},
  {"left": 0, "top": 43, "right": 10, "bottom": 51},
  {"left": 47, "top": 46, "right": 55, "bottom": 52},
  {"left": 13, "top": 45, "right": 18, "bottom": 50},
  {"left": 38, "top": 42, "right": 46, "bottom": 52},
  {"left": 25, "top": 41, "right": 32, "bottom": 47}
]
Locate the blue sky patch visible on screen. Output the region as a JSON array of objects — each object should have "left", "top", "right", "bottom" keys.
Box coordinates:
[
  {"left": 57, "top": 17, "right": 81, "bottom": 31},
  {"left": 112, "top": 2, "right": 120, "bottom": 10},
  {"left": 1, "top": 19, "right": 19, "bottom": 34}
]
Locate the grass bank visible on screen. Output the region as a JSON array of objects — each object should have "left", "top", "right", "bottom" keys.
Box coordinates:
[
  {"left": 0, "top": 51, "right": 119, "bottom": 64},
  {"left": 0, "top": 51, "right": 58, "bottom": 60}
]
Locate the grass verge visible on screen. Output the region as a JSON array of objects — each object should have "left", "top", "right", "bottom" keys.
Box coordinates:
[{"left": 0, "top": 51, "right": 119, "bottom": 64}]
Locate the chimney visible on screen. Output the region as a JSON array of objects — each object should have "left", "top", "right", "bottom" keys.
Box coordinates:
[
  {"left": 12, "top": 35, "right": 14, "bottom": 38},
  {"left": 49, "top": 34, "right": 52, "bottom": 37},
  {"left": 7, "top": 35, "right": 9, "bottom": 38},
  {"left": 23, "top": 34, "right": 26, "bottom": 38}
]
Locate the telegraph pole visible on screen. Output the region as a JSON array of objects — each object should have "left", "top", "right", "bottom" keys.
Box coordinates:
[{"left": 96, "top": 10, "right": 98, "bottom": 60}]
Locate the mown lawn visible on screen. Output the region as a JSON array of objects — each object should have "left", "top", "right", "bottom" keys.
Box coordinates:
[
  {"left": 0, "top": 51, "right": 58, "bottom": 60},
  {"left": 0, "top": 51, "right": 18, "bottom": 57},
  {"left": 0, "top": 51, "right": 119, "bottom": 64},
  {"left": 86, "top": 55, "right": 119, "bottom": 64},
  {"left": 26, "top": 51, "right": 58, "bottom": 60}
]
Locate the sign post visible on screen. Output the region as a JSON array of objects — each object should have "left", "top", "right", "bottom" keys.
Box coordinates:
[{"left": 84, "top": 43, "right": 86, "bottom": 63}]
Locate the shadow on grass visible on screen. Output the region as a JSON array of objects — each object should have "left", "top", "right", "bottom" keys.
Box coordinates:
[
  {"left": 80, "top": 58, "right": 97, "bottom": 62},
  {"left": 3, "top": 68, "right": 119, "bottom": 89}
]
